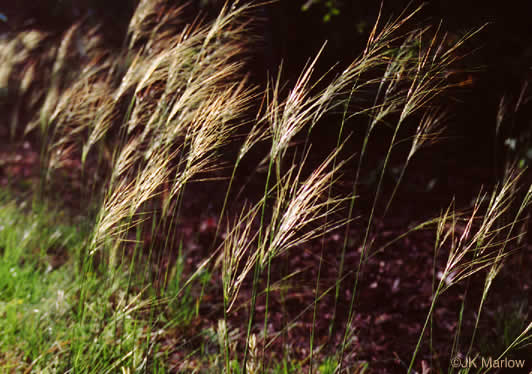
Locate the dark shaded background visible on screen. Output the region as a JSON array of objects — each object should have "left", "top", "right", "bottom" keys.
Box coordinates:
[{"left": 1, "top": 0, "right": 531, "bottom": 206}]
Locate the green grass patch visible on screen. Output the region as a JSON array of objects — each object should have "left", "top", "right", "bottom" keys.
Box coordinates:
[{"left": 0, "top": 191, "right": 170, "bottom": 372}]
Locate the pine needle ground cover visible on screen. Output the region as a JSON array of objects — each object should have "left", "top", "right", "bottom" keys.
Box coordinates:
[{"left": 0, "top": 1, "right": 531, "bottom": 373}]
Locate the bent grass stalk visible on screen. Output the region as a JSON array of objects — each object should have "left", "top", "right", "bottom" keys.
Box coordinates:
[
  {"left": 407, "top": 168, "right": 531, "bottom": 373},
  {"left": 336, "top": 18, "right": 489, "bottom": 371}
]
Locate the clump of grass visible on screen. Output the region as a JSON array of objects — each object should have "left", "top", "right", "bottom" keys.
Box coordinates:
[
  {"left": 0, "top": 29, "right": 55, "bottom": 138},
  {"left": 1, "top": 1, "right": 530, "bottom": 373},
  {"left": 408, "top": 168, "right": 531, "bottom": 373},
  {"left": 0, "top": 191, "right": 165, "bottom": 372}
]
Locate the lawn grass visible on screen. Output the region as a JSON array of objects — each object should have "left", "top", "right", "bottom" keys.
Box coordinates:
[
  {"left": 0, "top": 191, "right": 173, "bottom": 372},
  {"left": 0, "top": 1, "right": 531, "bottom": 373}
]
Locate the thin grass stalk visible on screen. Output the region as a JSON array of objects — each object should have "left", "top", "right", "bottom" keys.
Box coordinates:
[
  {"left": 242, "top": 65, "right": 285, "bottom": 372},
  {"left": 332, "top": 8, "right": 429, "bottom": 353},
  {"left": 308, "top": 86, "right": 358, "bottom": 367},
  {"left": 408, "top": 282, "right": 445, "bottom": 374},
  {"left": 263, "top": 149, "right": 350, "bottom": 369},
  {"left": 448, "top": 300, "right": 465, "bottom": 373},
  {"left": 337, "top": 37, "right": 416, "bottom": 374},
  {"left": 264, "top": 271, "right": 353, "bottom": 352},
  {"left": 262, "top": 150, "right": 302, "bottom": 370},
  {"left": 496, "top": 322, "right": 532, "bottom": 361},
  {"left": 242, "top": 149, "right": 274, "bottom": 374},
  {"left": 211, "top": 98, "right": 268, "bottom": 252},
  {"left": 253, "top": 32, "right": 374, "bottom": 367},
  {"left": 466, "top": 172, "right": 531, "bottom": 357},
  {"left": 382, "top": 108, "right": 446, "bottom": 217},
  {"left": 221, "top": 203, "right": 262, "bottom": 373},
  {"left": 409, "top": 200, "right": 458, "bottom": 373},
  {"left": 229, "top": 140, "right": 349, "bottom": 371},
  {"left": 408, "top": 171, "right": 528, "bottom": 372},
  {"left": 327, "top": 57, "right": 369, "bottom": 339},
  {"left": 339, "top": 22, "right": 482, "bottom": 370},
  {"left": 309, "top": 232, "right": 326, "bottom": 373}
]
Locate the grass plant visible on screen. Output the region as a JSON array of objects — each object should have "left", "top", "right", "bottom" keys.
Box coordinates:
[{"left": 0, "top": 1, "right": 530, "bottom": 372}]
